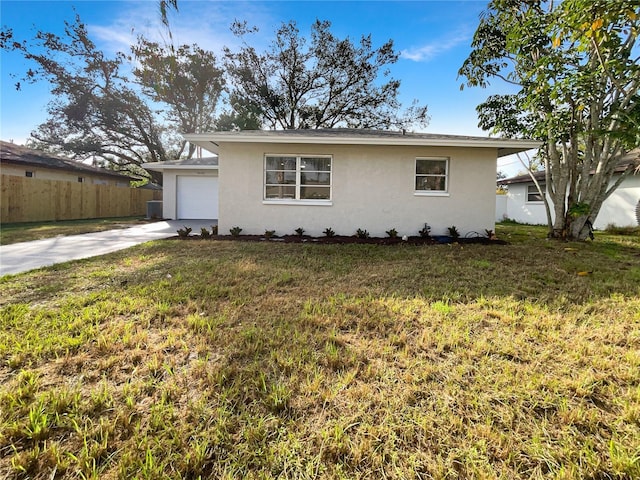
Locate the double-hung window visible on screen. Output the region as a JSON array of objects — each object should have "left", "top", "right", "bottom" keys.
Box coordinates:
[
  {"left": 415, "top": 157, "right": 448, "bottom": 194},
  {"left": 264, "top": 155, "right": 331, "bottom": 202},
  {"left": 527, "top": 184, "right": 545, "bottom": 202}
]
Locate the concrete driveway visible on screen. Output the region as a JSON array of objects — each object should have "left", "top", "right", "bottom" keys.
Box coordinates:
[{"left": 0, "top": 220, "right": 216, "bottom": 276}]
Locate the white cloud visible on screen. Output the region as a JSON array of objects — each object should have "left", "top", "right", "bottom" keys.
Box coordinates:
[
  {"left": 86, "top": 1, "right": 277, "bottom": 57},
  {"left": 400, "top": 30, "right": 471, "bottom": 62},
  {"left": 89, "top": 25, "right": 138, "bottom": 54}
]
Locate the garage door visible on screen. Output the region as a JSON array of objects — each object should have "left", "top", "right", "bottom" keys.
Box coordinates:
[{"left": 177, "top": 176, "right": 218, "bottom": 219}]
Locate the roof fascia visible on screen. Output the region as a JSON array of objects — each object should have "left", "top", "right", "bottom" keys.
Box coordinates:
[
  {"left": 183, "top": 133, "right": 539, "bottom": 157},
  {"left": 141, "top": 163, "right": 219, "bottom": 172}
]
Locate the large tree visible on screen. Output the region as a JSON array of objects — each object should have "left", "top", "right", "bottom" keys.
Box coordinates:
[
  {"left": 459, "top": 0, "right": 640, "bottom": 240},
  {"left": 1, "top": 15, "right": 225, "bottom": 181},
  {"left": 224, "top": 19, "right": 429, "bottom": 130},
  {"left": 2, "top": 18, "right": 164, "bottom": 177},
  {"left": 131, "top": 39, "right": 225, "bottom": 158}
]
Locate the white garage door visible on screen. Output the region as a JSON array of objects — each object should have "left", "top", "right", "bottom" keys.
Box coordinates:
[{"left": 177, "top": 176, "right": 218, "bottom": 219}]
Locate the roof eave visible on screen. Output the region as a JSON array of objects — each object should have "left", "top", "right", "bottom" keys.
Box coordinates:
[
  {"left": 141, "top": 162, "right": 219, "bottom": 172},
  {"left": 181, "top": 137, "right": 220, "bottom": 154},
  {"left": 183, "top": 133, "right": 538, "bottom": 156},
  {"left": 497, "top": 147, "right": 538, "bottom": 158}
]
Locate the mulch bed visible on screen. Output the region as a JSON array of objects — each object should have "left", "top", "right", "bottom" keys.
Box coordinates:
[{"left": 173, "top": 234, "right": 509, "bottom": 245}]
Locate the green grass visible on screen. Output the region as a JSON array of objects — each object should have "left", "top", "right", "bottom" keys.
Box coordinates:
[
  {"left": 0, "top": 216, "right": 152, "bottom": 245},
  {"left": 1, "top": 224, "right": 639, "bottom": 479}
]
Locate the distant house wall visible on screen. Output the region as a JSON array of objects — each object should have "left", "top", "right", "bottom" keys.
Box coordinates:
[
  {"left": 1, "top": 163, "right": 130, "bottom": 186},
  {"left": 495, "top": 174, "right": 640, "bottom": 228},
  {"left": 2, "top": 163, "right": 128, "bottom": 186},
  {"left": 596, "top": 174, "right": 640, "bottom": 228},
  {"left": 496, "top": 183, "right": 548, "bottom": 225},
  {"left": 495, "top": 195, "right": 508, "bottom": 222},
  {"left": 218, "top": 142, "right": 498, "bottom": 237}
]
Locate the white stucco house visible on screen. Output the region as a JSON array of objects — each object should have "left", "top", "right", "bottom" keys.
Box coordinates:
[
  {"left": 496, "top": 155, "right": 640, "bottom": 229},
  {"left": 144, "top": 129, "right": 538, "bottom": 237}
]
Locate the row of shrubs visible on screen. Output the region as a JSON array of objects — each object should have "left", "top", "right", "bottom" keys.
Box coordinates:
[{"left": 179, "top": 224, "right": 495, "bottom": 240}]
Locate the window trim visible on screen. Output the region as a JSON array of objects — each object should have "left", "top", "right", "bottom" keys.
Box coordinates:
[
  {"left": 414, "top": 157, "right": 449, "bottom": 196},
  {"left": 526, "top": 184, "right": 545, "bottom": 203},
  {"left": 263, "top": 154, "right": 332, "bottom": 204}
]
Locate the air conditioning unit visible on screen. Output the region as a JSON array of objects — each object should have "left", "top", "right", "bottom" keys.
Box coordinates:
[{"left": 146, "top": 200, "right": 163, "bottom": 219}]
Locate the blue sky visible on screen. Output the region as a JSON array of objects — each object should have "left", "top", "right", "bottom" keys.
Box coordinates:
[{"left": 0, "top": 0, "right": 526, "bottom": 174}]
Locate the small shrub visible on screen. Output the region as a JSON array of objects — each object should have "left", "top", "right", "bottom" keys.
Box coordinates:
[
  {"left": 230, "top": 226, "right": 243, "bottom": 236},
  {"left": 264, "top": 229, "right": 276, "bottom": 239},
  {"left": 604, "top": 224, "right": 640, "bottom": 236},
  {"left": 448, "top": 226, "right": 460, "bottom": 239},
  {"left": 484, "top": 229, "right": 495, "bottom": 239},
  {"left": 356, "top": 228, "right": 370, "bottom": 239},
  {"left": 385, "top": 228, "right": 398, "bottom": 238},
  {"left": 211, "top": 225, "right": 218, "bottom": 235},
  {"left": 294, "top": 227, "right": 305, "bottom": 237},
  {"left": 177, "top": 226, "right": 192, "bottom": 238},
  {"left": 323, "top": 227, "right": 335, "bottom": 237},
  {"left": 419, "top": 223, "right": 431, "bottom": 238},
  {"left": 200, "top": 227, "right": 211, "bottom": 239}
]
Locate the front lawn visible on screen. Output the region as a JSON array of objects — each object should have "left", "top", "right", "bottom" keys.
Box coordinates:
[{"left": 1, "top": 224, "right": 639, "bottom": 479}]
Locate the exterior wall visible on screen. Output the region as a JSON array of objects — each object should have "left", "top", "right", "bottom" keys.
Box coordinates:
[
  {"left": 218, "top": 142, "right": 498, "bottom": 237},
  {"left": 495, "top": 174, "right": 640, "bottom": 228},
  {"left": 1, "top": 163, "right": 129, "bottom": 186},
  {"left": 497, "top": 183, "right": 548, "bottom": 225},
  {"left": 495, "top": 195, "right": 508, "bottom": 222},
  {"left": 596, "top": 174, "right": 640, "bottom": 228},
  {"left": 161, "top": 168, "right": 219, "bottom": 220}
]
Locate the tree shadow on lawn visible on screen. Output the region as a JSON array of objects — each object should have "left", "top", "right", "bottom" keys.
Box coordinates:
[{"left": 2, "top": 235, "right": 638, "bottom": 308}]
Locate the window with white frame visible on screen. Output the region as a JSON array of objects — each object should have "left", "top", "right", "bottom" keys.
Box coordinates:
[
  {"left": 527, "top": 184, "right": 545, "bottom": 202},
  {"left": 415, "top": 157, "right": 448, "bottom": 193},
  {"left": 264, "top": 155, "right": 331, "bottom": 201}
]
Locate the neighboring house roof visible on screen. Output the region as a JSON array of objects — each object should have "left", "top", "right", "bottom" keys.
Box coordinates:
[
  {"left": 498, "top": 170, "right": 546, "bottom": 186},
  {"left": 142, "top": 157, "right": 218, "bottom": 172},
  {"left": 498, "top": 148, "right": 640, "bottom": 185},
  {"left": 0, "top": 141, "right": 135, "bottom": 181},
  {"left": 183, "top": 128, "right": 540, "bottom": 157},
  {"left": 139, "top": 182, "right": 163, "bottom": 191}
]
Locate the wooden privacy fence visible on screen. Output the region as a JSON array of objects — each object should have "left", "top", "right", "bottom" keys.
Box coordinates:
[{"left": 1, "top": 175, "right": 162, "bottom": 223}]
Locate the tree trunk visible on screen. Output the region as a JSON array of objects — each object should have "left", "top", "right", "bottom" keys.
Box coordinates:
[
  {"left": 549, "top": 189, "right": 568, "bottom": 238},
  {"left": 568, "top": 215, "right": 593, "bottom": 241}
]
